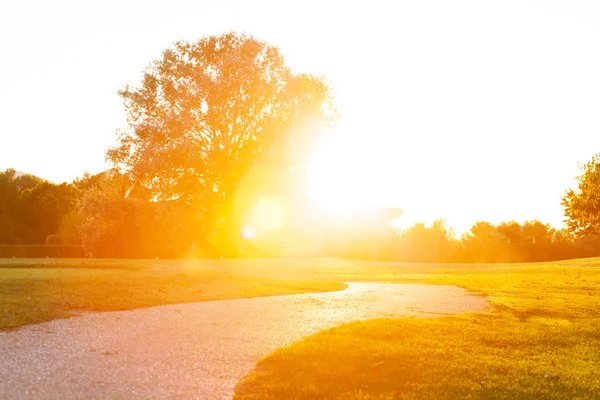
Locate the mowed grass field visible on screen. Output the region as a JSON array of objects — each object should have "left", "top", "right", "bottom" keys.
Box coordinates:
[
  {"left": 2, "top": 258, "right": 599, "bottom": 398},
  {"left": 0, "top": 258, "right": 351, "bottom": 330},
  {"left": 0, "top": 259, "right": 468, "bottom": 330},
  {"left": 0, "top": 257, "right": 499, "bottom": 330},
  {"left": 234, "top": 258, "right": 600, "bottom": 400}
]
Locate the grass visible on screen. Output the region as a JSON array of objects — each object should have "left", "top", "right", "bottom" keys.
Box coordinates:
[
  {"left": 0, "top": 258, "right": 346, "bottom": 330},
  {"left": 4, "top": 257, "right": 600, "bottom": 398},
  {"left": 234, "top": 259, "right": 600, "bottom": 400},
  {"left": 0, "top": 256, "right": 487, "bottom": 330}
]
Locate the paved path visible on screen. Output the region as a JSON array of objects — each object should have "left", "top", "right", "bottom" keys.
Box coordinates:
[{"left": 0, "top": 283, "right": 489, "bottom": 399}]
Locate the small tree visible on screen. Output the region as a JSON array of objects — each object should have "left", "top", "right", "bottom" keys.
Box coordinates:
[{"left": 562, "top": 153, "right": 600, "bottom": 236}]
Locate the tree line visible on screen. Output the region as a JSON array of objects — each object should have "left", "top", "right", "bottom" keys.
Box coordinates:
[
  {"left": 2, "top": 32, "right": 600, "bottom": 262},
  {"left": 3, "top": 166, "right": 600, "bottom": 263},
  {"left": 0, "top": 169, "right": 76, "bottom": 246},
  {"left": 374, "top": 219, "right": 600, "bottom": 263}
]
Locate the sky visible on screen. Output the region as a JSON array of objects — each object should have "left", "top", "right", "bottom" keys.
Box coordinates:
[{"left": 2, "top": 0, "right": 600, "bottom": 234}]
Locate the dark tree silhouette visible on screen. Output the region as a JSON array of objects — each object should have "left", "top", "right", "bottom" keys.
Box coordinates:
[
  {"left": 15, "top": 181, "right": 77, "bottom": 244},
  {"left": 107, "top": 32, "right": 335, "bottom": 245},
  {"left": 0, "top": 169, "right": 75, "bottom": 245},
  {"left": 562, "top": 153, "right": 600, "bottom": 236}
]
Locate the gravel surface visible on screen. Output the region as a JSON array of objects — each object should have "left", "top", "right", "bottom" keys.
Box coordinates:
[{"left": 0, "top": 283, "right": 489, "bottom": 399}]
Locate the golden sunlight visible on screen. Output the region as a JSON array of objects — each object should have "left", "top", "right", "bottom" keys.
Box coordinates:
[
  {"left": 241, "top": 226, "right": 257, "bottom": 240},
  {"left": 304, "top": 125, "right": 511, "bottom": 236},
  {"left": 305, "top": 132, "right": 382, "bottom": 216},
  {"left": 246, "top": 197, "right": 286, "bottom": 235}
]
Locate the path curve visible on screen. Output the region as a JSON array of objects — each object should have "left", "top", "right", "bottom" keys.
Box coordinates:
[{"left": 0, "top": 283, "right": 489, "bottom": 399}]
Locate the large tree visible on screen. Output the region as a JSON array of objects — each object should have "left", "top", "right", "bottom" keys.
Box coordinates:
[
  {"left": 107, "top": 32, "right": 335, "bottom": 245},
  {"left": 562, "top": 153, "right": 600, "bottom": 236}
]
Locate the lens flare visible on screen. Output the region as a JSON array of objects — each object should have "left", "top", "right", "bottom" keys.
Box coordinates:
[
  {"left": 250, "top": 197, "right": 286, "bottom": 233},
  {"left": 241, "top": 226, "right": 257, "bottom": 240}
]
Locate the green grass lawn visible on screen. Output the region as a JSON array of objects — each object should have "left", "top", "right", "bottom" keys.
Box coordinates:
[
  {"left": 0, "top": 258, "right": 346, "bottom": 330},
  {"left": 0, "top": 256, "right": 486, "bottom": 330},
  {"left": 4, "top": 257, "right": 600, "bottom": 398},
  {"left": 234, "top": 259, "right": 600, "bottom": 400}
]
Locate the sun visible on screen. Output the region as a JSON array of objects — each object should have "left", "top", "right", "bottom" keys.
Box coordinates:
[
  {"left": 305, "top": 131, "right": 383, "bottom": 216},
  {"left": 303, "top": 124, "right": 486, "bottom": 236},
  {"left": 303, "top": 126, "right": 468, "bottom": 234}
]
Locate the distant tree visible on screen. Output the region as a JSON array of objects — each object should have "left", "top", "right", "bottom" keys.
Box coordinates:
[
  {"left": 13, "top": 173, "right": 44, "bottom": 193},
  {"left": 72, "top": 171, "right": 107, "bottom": 192},
  {"left": 107, "top": 32, "right": 336, "bottom": 250},
  {"left": 0, "top": 169, "right": 44, "bottom": 243},
  {"left": 547, "top": 229, "right": 575, "bottom": 260},
  {"left": 75, "top": 171, "right": 142, "bottom": 258},
  {"left": 58, "top": 172, "right": 108, "bottom": 246},
  {"left": 490, "top": 220, "right": 556, "bottom": 262},
  {"left": 562, "top": 153, "right": 600, "bottom": 236},
  {"left": 136, "top": 199, "right": 200, "bottom": 258},
  {"left": 572, "top": 234, "right": 600, "bottom": 259},
  {"left": 0, "top": 169, "right": 74, "bottom": 244},
  {"left": 58, "top": 210, "right": 83, "bottom": 246},
  {"left": 15, "top": 182, "right": 77, "bottom": 244},
  {"left": 520, "top": 220, "right": 554, "bottom": 261},
  {"left": 461, "top": 221, "right": 505, "bottom": 263},
  {"left": 395, "top": 219, "right": 458, "bottom": 262},
  {"left": 0, "top": 169, "right": 19, "bottom": 243},
  {"left": 494, "top": 221, "right": 523, "bottom": 262},
  {"left": 67, "top": 170, "right": 198, "bottom": 258}
]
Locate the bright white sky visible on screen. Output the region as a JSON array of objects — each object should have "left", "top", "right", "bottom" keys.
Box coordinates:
[{"left": 2, "top": 0, "right": 600, "bottom": 234}]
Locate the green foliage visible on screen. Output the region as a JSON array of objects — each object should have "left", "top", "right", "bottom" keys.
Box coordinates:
[
  {"left": 0, "top": 169, "right": 76, "bottom": 245},
  {"left": 57, "top": 210, "right": 83, "bottom": 246},
  {"left": 16, "top": 182, "right": 77, "bottom": 243},
  {"left": 562, "top": 153, "right": 600, "bottom": 236},
  {"left": 382, "top": 219, "right": 600, "bottom": 263}
]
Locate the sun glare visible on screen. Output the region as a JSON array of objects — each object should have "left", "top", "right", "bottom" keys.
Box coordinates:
[
  {"left": 241, "top": 226, "right": 257, "bottom": 240},
  {"left": 245, "top": 197, "right": 286, "bottom": 235},
  {"left": 304, "top": 124, "right": 520, "bottom": 236},
  {"left": 305, "top": 131, "right": 383, "bottom": 216}
]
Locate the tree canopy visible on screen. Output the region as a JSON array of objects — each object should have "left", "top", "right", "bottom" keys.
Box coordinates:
[
  {"left": 107, "top": 32, "right": 335, "bottom": 243},
  {"left": 4, "top": 33, "right": 600, "bottom": 262},
  {"left": 0, "top": 169, "right": 76, "bottom": 245},
  {"left": 562, "top": 153, "right": 600, "bottom": 236}
]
